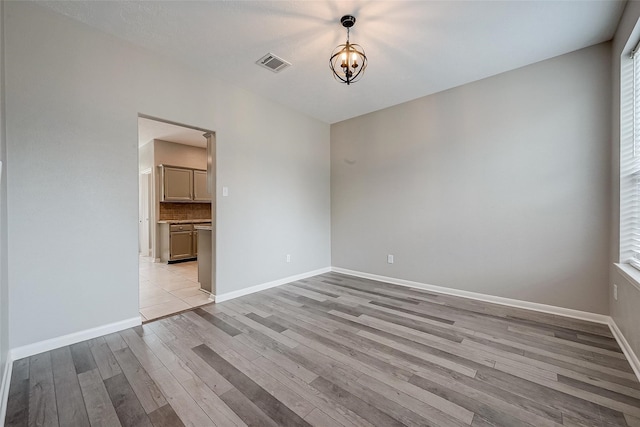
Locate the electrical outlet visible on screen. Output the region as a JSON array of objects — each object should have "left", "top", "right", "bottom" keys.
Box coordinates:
[
  {"left": 286, "top": 254, "right": 291, "bottom": 263},
  {"left": 387, "top": 254, "right": 394, "bottom": 264},
  {"left": 614, "top": 284, "right": 618, "bottom": 301}
]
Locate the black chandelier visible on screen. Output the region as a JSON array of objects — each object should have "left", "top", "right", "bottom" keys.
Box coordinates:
[{"left": 330, "top": 15, "right": 367, "bottom": 85}]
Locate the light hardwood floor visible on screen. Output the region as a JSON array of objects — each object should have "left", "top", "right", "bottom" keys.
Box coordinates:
[{"left": 6, "top": 272, "right": 640, "bottom": 426}]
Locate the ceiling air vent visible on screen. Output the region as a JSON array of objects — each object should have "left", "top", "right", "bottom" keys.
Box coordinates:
[{"left": 256, "top": 53, "right": 291, "bottom": 73}]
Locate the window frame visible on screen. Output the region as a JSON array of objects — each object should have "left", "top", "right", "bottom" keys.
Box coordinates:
[{"left": 622, "top": 38, "right": 640, "bottom": 271}]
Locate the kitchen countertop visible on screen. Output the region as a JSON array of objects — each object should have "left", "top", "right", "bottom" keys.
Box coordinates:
[
  {"left": 194, "top": 225, "right": 212, "bottom": 231},
  {"left": 157, "top": 219, "right": 212, "bottom": 224}
]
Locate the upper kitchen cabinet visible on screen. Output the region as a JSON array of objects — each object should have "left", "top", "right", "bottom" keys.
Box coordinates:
[
  {"left": 193, "top": 170, "right": 212, "bottom": 202},
  {"left": 162, "top": 166, "right": 193, "bottom": 201},
  {"left": 160, "top": 165, "right": 210, "bottom": 202}
]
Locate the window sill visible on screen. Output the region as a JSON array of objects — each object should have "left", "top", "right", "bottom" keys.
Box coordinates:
[{"left": 614, "top": 263, "right": 640, "bottom": 293}]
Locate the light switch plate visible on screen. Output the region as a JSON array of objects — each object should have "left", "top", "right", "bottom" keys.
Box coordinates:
[{"left": 222, "top": 186, "right": 229, "bottom": 197}]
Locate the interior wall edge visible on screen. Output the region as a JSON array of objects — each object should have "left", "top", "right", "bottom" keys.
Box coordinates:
[
  {"left": 331, "top": 267, "right": 611, "bottom": 325},
  {"left": 609, "top": 317, "right": 640, "bottom": 383},
  {"left": 609, "top": 267, "right": 640, "bottom": 364},
  {"left": 0, "top": 354, "right": 12, "bottom": 427},
  {"left": 9, "top": 316, "right": 140, "bottom": 361},
  {"left": 0, "top": 0, "right": 9, "bottom": 412}
]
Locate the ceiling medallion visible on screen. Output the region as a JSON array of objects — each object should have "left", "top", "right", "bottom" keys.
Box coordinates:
[{"left": 330, "top": 15, "right": 368, "bottom": 85}]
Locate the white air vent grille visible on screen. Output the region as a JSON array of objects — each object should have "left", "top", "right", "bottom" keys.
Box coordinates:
[{"left": 256, "top": 53, "right": 291, "bottom": 73}]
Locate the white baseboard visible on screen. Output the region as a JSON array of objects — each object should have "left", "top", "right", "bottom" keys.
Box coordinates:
[
  {"left": 214, "top": 267, "right": 332, "bottom": 303},
  {"left": 10, "top": 316, "right": 141, "bottom": 361},
  {"left": 0, "top": 354, "right": 13, "bottom": 426},
  {"left": 609, "top": 319, "right": 640, "bottom": 382},
  {"left": 331, "top": 267, "right": 611, "bottom": 325}
]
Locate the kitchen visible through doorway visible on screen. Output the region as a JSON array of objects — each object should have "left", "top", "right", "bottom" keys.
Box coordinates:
[{"left": 137, "top": 115, "right": 216, "bottom": 321}]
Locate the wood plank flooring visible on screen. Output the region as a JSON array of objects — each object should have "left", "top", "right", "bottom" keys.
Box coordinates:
[{"left": 6, "top": 272, "right": 640, "bottom": 426}]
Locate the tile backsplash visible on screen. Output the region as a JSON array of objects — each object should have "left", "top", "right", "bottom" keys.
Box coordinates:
[{"left": 159, "top": 203, "right": 212, "bottom": 220}]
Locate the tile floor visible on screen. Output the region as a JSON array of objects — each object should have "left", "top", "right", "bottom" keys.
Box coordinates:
[{"left": 139, "top": 256, "right": 212, "bottom": 321}]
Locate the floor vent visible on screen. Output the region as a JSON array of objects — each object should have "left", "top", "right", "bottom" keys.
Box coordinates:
[{"left": 256, "top": 53, "right": 291, "bottom": 73}]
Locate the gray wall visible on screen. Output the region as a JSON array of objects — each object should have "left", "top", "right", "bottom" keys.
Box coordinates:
[
  {"left": 0, "top": 0, "right": 9, "bottom": 383},
  {"left": 331, "top": 43, "right": 612, "bottom": 314},
  {"left": 4, "top": 2, "right": 330, "bottom": 349},
  {"left": 611, "top": 1, "right": 640, "bottom": 358}
]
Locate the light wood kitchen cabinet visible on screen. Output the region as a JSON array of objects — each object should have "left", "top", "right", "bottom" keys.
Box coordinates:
[
  {"left": 162, "top": 166, "right": 193, "bottom": 201},
  {"left": 159, "top": 222, "right": 210, "bottom": 262},
  {"left": 193, "top": 170, "right": 211, "bottom": 202},
  {"left": 169, "top": 230, "right": 193, "bottom": 260},
  {"left": 160, "top": 165, "right": 210, "bottom": 203}
]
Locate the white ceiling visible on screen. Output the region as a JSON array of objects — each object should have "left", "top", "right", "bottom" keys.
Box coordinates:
[
  {"left": 138, "top": 117, "right": 208, "bottom": 148},
  {"left": 39, "top": 1, "right": 625, "bottom": 124}
]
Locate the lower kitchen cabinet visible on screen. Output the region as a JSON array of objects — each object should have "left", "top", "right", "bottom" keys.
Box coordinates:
[
  {"left": 159, "top": 223, "right": 196, "bottom": 262},
  {"left": 159, "top": 221, "right": 210, "bottom": 263},
  {"left": 170, "top": 230, "right": 193, "bottom": 260}
]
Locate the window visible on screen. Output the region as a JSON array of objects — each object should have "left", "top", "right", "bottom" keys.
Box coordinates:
[{"left": 623, "top": 41, "right": 640, "bottom": 270}]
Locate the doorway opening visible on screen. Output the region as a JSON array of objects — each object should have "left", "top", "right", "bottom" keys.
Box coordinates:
[{"left": 137, "top": 115, "right": 216, "bottom": 322}]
